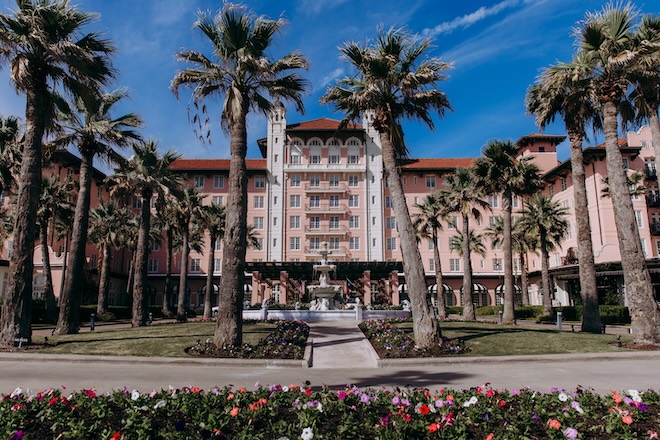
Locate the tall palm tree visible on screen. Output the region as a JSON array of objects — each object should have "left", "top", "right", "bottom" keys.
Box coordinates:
[
  {"left": 473, "top": 140, "right": 541, "bottom": 324},
  {"left": 201, "top": 203, "right": 225, "bottom": 319},
  {"left": 412, "top": 192, "right": 449, "bottom": 318},
  {"left": 577, "top": 4, "right": 660, "bottom": 344},
  {"left": 171, "top": 187, "right": 205, "bottom": 322},
  {"left": 0, "top": 0, "right": 113, "bottom": 346},
  {"left": 601, "top": 171, "right": 646, "bottom": 198},
  {"left": 449, "top": 229, "right": 487, "bottom": 258},
  {"left": 445, "top": 168, "right": 490, "bottom": 321},
  {"left": 89, "top": 201, "right": 126, "bottom": 315},
  {"left": 108, "top": 141, "right": 181, "bottom": 327},
  {"left": 519, "top": 194, "right": 568, "bottom": 316},
  {"left": 171, "top": 4, "right": 309, "bottom": 347},
  {"left": 0, "top": 115, "right": 20, "bottom": 196},
  {"left": 153, "top": 202, "right": 178, "bottom": 315},
  {"left": 53, "top": 91, "right": 142, "bottom": 335},
  {"left": 322, "top": 28, "right": 452, "bottom": 348}
]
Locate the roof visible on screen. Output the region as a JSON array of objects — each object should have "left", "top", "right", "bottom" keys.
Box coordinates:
[
  {"left": 595, "top": 138, "right": 628, "bottom": 148},
  {"left": 399, "top": 158, "right": 476, "bottom": 171},
  {"left": 52, "top": 150, "right": 107, "bottom": 181},
  {"left": 286, "top": 117, "right": 362, "bottom": 131},
  {"left": 543, "top": 144, "right": 641, "bottom": 180},
  {"left": 169, "top": 158, "right": 267, "bottom": 172},
  {"left": 516, "top": 133, "right": 567, "bottom": 148}
]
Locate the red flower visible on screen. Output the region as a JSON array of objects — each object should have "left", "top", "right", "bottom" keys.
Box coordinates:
[
  {"left": 305, "top": 388, "right": 312, "bottom": 396},
  {"left": 486, "top": 390, "right": 495, "bottom": 398},
  {"left": 238, "top": 388, "right": 246, "bottom": 393},
  {"left": 230, "top": 407, "right": 239, "bottom": 417},
  {"left": 622, "top": 415, "right": 633, "bottom": 425},
  {"left": 249, "top": 403, "right": 259, "bottom": 411},
  {"left": 419, "top": 404, "right": 430, "bottom": 415},
  {"left": 498, "top": 400, "right": 506, "bottom": 407},
  {"left": 476, "top": 387, "right": 483, "bottom": 394},
  {"left": 402, "top": 413, "right": 411, "bottom": 422},
  {"left": 485, "top": 434, "right": 494, "bottom": 440},
  {"left": 612, "top": 392, "right": 622, "bottom": 405},
  {"left": 548, "top": 419, "right": 561, "bottom": 430},
  {"left": 110, "top": 432, "right": 121, "bottom": 440},
  {"left": 429, "top": 422, "right": 440, "bottom": 433},
  {"left": 424, "top": 390, "right": 431, "bottom": 398},
  {"left": 192, "top": 387, "right": 201, "bottom": 394},
  {"left": 227, "top": 393, "right": 234, "bottom": 400},
  {"left": 47, "top": 397, "right": 59, "bottom": 406},
  {"left": 257, "top": 398, "right": 267, "bottom": 405}
]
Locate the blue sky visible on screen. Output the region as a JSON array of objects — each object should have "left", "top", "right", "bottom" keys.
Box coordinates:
[{"left": 1, "top": 0, "right": 659, "bottom": 165}]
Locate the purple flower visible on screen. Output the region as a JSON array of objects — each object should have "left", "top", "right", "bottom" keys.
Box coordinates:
[
  {"left": 638, "top": 402, "right": 649, "bottom": 411},
  {"left": 435, "top": 399, "right": 444, "bottom": 408},
  {"left": 8, "top": 431, "right": 24, "bottom": 440},
  {"left": 623, "top": 396, "right": 634, "bottom": 406},
  {"left": 360, "top": 394, "right": 370, "bottom": 403},
  {"left": 401, "top": 398, "right": 411, "bottom": 407},
  {"left": 563, "top": 427, "right": 578, "bottom": 439},
  {"left": 391, "top": 396, "right": 400, "bottom": 405}
]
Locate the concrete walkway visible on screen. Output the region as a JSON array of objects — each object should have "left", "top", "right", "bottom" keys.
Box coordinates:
[{"left": 309, "top": 320, "right": 378, "bottom": 368}]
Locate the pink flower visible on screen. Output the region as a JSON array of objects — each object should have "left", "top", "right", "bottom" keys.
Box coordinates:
[
  {"left": 563, "top": 427, "right": 578, "bottom": 439},
  {"left": 337, "top": 391, "right": 347, "bottom": 400}
]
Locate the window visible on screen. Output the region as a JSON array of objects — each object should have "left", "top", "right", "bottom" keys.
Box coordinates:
[
  {"left": 271, "top": 285, "right": 280, "bottom": 303},
  {"left": 656, "top": 240, "right": 660, "bottom": 256},
  {"left": 560, "top": 177, "right": 567, "bottom": 191},
  {"left": 289, "top": 153, "right": 301, "bottom": 164},
  {"left": 309, "top": 195, "right": 320, "bottom": 208},
  {"left": 513, "top": 258, "right": 521, "bottom": 272},
  {"left": 194, "top": 176, "right": 204, "bottom": 189},
  {"left": 274, "top": 154, "right": 278, "bottom": 163},
  {"left": 428, "top": 239, "right": 434, "bottom": 250},
  {"left": 566, "top": 221, "right": 572, "bottom": 239},
  {"left": 450, "top": 259, "right": 460, "bottom": 272},
  {"left": 255, "top": 238, "right": 263, "bottom": 250},
  {"left": 215, "top": 240, "right": 222, "bottom": 251},
  {"left": 290, "top": 195, "right": 301, "bottom": 208},
  {"left": 190, "top": 259, "right": 201, "bottom": 272},
  {"left": 372, "top": 217, "right": 376, "bottom": 226},
  {"left": 214, "top": 175, "right": 225, "bottom": 188},
  {"left": 290, "top": 175, "right": 301, "bottom": 187},
  {"left": 448, "top": 216, "right": 458, "bottom": 229},
  {"left": 429, "top": 259, "right": 435, "bottom": 272},
  {"left": 348, "top": 155, "right": 359, "bottom": 164},
  {"left": 549, "top": 183, "right": 554, "bottom": 197},
  {"left": 329, "top": 175, "right": 339, "bottom": 187},
  {"left": 151, "top": 242, "right": 160, "bottom": 252},
  {"left": 641, "top": 239, "right": 647, "bottom": 257},
  {"left": 622, "top": 158, "right": 629, "bottom": 169},
  {"left": 329, "top": 237, "right": 340, "bottom": 250},
  {"left": 254, "top": 176, "right": 265, "bottom": 188},
  {"left": 97, "top": 185, "right": 103, "bottom": 200},
  {"left": 512, "top": 195, "right": 519, "bottom": 208},
  {"left": 385, "top": 196, "right": 391, "bottom": 208},
  {"left": 212, "top": 195, "right": 224, "bottom": 206},
  {"left": 414, "top": 176, "right": 418, "bottom": 185},
  {"left": 214, "top": 258, "right": 221, "bottom": 272},
  {"left": 273, "top": 217, "right": 277, "bottom": 226},
  {"left": 635, "top": 210, "right": 644, "bottom": 228},
  {"left": 148, "top": 259, "right": 159, "bottom": 272},
  {"left": 253, "top": 217, "right": 264, "bottom": 229},
  {"left": 386, "top": 237, "right": 397, "bottom": 250},
  {"left": 290, "top": 237, "right": 300, "bottom": 250},
  {"left": 348, "top": 195, "right": 359, "bottom": 207},
  {"left": 309, "top": 237, "right": 320, "bottom": 250},
  {"left": 253, "top": 196, "right": 264, "bottom": 209},
  {"left": 290, "top": 216, "right": 300, "bottom": 229},
  {"left": 132, "top": 197, "right": 143, "bottom": 209},
  {"left": 348, "top": 175, "right": 358, "bottom": 187},
  {"left": 310, "top": 175, "right": 320, "bottom": 187},
  {"left": 426, "top": 175, "right": 436, "bottom": 188},
  {"left": 329, "top": 195, "right": 340, "bottom": 208},
  {"left": 489, "top": 216, "right": 497, "bottom": 227},
  {"left": 349, "top": 216, "right": 359, "bottom": 229},
  {"left": 386, "top": 217, "right": 396, "bottom": 229},
  {"left": 349, "top": 237, "right": 360, "bottom": 250},
  {"left": 310, "top": 216, "right": 320, "bottom": 229},
  {"left": 329, "top": 155, "right": 340, "bottom": 164},
  {"left": 488, "top": 195, "right": 499, "bottom": 208},
  {"left": 493, "top": 258, "right": 503, "bottom": 271},
  {"left": 329, "top": 216, "right": 340, "bottom": 229},
  {"left": 150, "top": 196, "right": 157, "bottom": 209},
  {"left": 309, "top": 155, "right": 321, "bottom": 164}
]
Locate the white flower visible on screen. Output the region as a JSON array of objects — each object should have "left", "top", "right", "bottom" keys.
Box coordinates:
[
  {"left": 131, "top": 390, "right": 140, "bottom": 401},
  {"left": 282, "top": 386, "right": 289, "bottom": 392},
  {"left": 627, "top": 389, "right": 642, "bottom": 402},
  {"left": 301, "top": 427, "right": 314, "bottom": 440},
  {"left": 463, "top": 396, "right": 478, "bottom": 407},
  {"left": 316, "top": 402, "right": 323, "bottom": 412},
  {"left": 10, "top": 387, "right": 22, "bottom": 398},
  {"left": 558, "top": 392, "right": 569, "bottom": 402},
  {"left": 154, "top": 400, "right": 167, "bottom": 409}
]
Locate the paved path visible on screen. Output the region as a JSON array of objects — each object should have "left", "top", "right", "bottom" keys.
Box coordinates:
[{"left": 309, "top": 320, "right": 378, "bottom": 368}]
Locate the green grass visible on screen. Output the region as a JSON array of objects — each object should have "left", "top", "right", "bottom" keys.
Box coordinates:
[
  {"left": 35, "top": 322, "right": 276, "bottom": 357},
  {"left": 395, "top": 321, "right": 633, "bottom": 356}
]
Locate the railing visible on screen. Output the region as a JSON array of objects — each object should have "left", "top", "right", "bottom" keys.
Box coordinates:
[
  {"left": 285, "top": 163, "right": 366, "bottom": 172},
  {"left": 652, "top": 222, "right": 660, "bottom": 236},
  {"left": 647, "top": 193, "right": 660, "bottom": 208},
  {"left": 561, "top": 257, "right": 579, "bottom": 265},
  {"left": 304, "top": 246, "right": 349, "bottom": 257},
  {"left": 304, "top": 183, "right": 348, "bottom": 192},
  {"left": 304, "top": 225, "right": 349, "bottom": 235},
  {"left": 645, "top": 165, "right": 657, "bottom": 179},
  {"left": 304, "top": 203, "right": 350, "bottom": 214}
]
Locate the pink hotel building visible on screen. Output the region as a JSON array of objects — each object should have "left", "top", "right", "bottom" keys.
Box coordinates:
[{"left": 1, "top": 103, "right": 659, "bottom": 310}]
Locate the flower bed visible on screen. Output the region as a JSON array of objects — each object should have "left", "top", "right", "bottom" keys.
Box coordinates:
[
  {"left": 1, "top": 385, "right": 658, "bottom": 439},
  {"left": 360, "top": 318, "right": 469, "bottom": 358},
  {"left": 186, "top": 320, "right": 309, "bottom": 359}
]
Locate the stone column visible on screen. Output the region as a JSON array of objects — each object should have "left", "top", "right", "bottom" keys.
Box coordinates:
[
  {"left": 279, "top": 271, "right": 289, "bottom": 304},
  {"left": 251, "top": 271, "right": 261, "bottom": 305},
  {"left": 362, "top": 270, "right": 371, "bottom": 305},
  {"left": 390, "top": 270, "right": 400, "bottom": 305}
]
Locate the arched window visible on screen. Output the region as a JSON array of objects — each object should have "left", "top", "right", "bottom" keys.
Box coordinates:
[
  {"left": 495, "top": 284, "right": 523, "bottom": 306},
  {"left": 198, "top": 284, "right": 220, "bottom": 307},
  {"left": 428, "top": 283, "right": 455, "bottom": 307},
  {"left": 460, "top": 283, "right": 489, "bottom": 307},
  {"left": 398, "top": 283, "right": 409, "bottom": 302}
]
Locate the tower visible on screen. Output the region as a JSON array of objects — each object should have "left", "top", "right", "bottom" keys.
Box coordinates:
[{"left": 266, "top": 100, "right": 286, "bottom": 261}]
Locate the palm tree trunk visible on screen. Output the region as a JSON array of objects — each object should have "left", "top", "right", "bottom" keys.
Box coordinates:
[
  {"left": 650, "top": 111, "right": 660, "bottom": 169},
  {"left": 214, "top": 111, "right": 249, "bottom": 348},
  {"left": 520, "top": 251, "right": 529, "bottom": 306},
  {"left": 502, "top": 188, "right": 515, "bottom": 324},
  {"left": 204, "top": 234, "right": 216, "bottom": 319},
  {"left": 568, "top": 130, "right": 601, "bottom": 333},
  {"left": 97, "top": 242, "right": 111, "bottom": 315},
  {"left": 380, "top": 130, "right": 441, "bottom": 347},
  {"left": 432, "top": 228, "right": 446, "bottom": 318},
  {"left": 54, "top": 151, "right": 94, "bottom": 335},
  {"left": 602, "top": 100, "right": 660, "bottom": 344},
  {"left": 461, "top": 213, "right": 475, "bottom": 321},
  {"left": 40, "top": 223, "right": 57, "bottom": 324},
  {"left": 58, "top": 232, "right": 69, "bottom": 306},
  {"left": 0, "top": 82, "right": 46, "bottom": 347},
  {"left": 126, "top": 251, "right": 135, "bottom": 307},
  {"left": 177, "top": 227, "right": 189, "bottom": 322},
  {"left": 540, "top": 234, "right": 553, "bottom": 316},
  {"left": 132, "top": 190, "right": 151, "bottom": 327},
  {"left": 162, "top": 227, "right": 173, "bottom": 315}
]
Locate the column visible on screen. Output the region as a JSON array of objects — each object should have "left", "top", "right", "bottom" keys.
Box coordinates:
[
  {"left": 390, "top": 270, "right": 400, "bottom": 305},
  {"left": 251, "top": 271, "right": 261, "bottom": 305},
  {"left": 362, "top": 270, "right": 371, "bottom": 305},
  {"left": 279, "top": 270, "right": 289, "bottom": 304}
]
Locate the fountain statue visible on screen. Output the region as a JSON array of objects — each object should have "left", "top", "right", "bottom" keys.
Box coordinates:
[{"left": 307, "top": 242, "right": 342, "bottom": 310}]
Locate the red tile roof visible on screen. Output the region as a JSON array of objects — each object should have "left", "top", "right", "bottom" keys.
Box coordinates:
[
  {"left": 595, "top": 138, "right": 628, "bottom": 148},
  {"left": 169, "top": 158, "right": 267, "bottom": 171},
  {"left": 399, "top": 158, "right": 476, "bottom": 170},
  {"left": 287, "top": 117, "right": 362, "bottom": 131}
]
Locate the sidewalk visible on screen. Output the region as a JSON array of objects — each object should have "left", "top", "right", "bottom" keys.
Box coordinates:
[{"left": 308, "top": 320, "right": 379, "bottom": 368}]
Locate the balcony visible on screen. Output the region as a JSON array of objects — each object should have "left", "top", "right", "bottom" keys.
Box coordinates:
[
  {"left": 645, "top": 165, "right": 657, "bottom": 180},
  {"left": 304, "top": 203, "right": 350, "bottom": 214},
  {"left": 304, "top": 183, "right": 348, "bottom": 193},
  {"left": 647, "top": 193, "right": 660, "bottom": 208},
  {"left": 285, "top": 163, "right": 366, "bottom": 172},
  {"left": 304, "top": 225, "right": 349, "bottom": 235},
  {"left": 652, "top": 222, "right": 660, "bottom": 236},
  {"left": 304, "top": 246, "right": 349, "bottom": 259}
]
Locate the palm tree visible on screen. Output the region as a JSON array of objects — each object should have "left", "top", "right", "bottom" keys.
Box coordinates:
[
  {"left": 577, "top": 4, "right": 660, "bottom": 344},
  {"left": 53, "top": 91, "right": 142, "bottom": 335},
  {"left": 519, "top": 194, "right": 568, "bottom": 316},
  {"left": 526, "top": 54, "right": 604, "bottom": 332},
  {"left": 108, "top": 141, "right": 181, "bottom": 326},
  {"left": 0, "top": 115, "right": 20, "bottom": 196},
  {"left": 153, "top": 202, "right": 178, "bottom": 315},
  {"left": 201, "top": 203, "right": 225, "bottom": 319},
  {"left": 449, "top": 229, "right": 487, "bottom": 258},
  {"left": 171, "top": 187, "right": 205, "bottom": 322},
  {"left": 322, "top": 28, "right": 452, "bottom": 348},
  {"left": 171, "top": 4, "right": 309, "bottom": 347},
  {"left": 445, "top": 168, "right": 490, "bottom": 321},
  {"left": 37, "top": 176, "right": 74, "bottom": 323},
  {"left": 473, "top": 140, "right": 541, "bottom": 325},
  {"left": 601, "top": 172, "right": 646, "bottom": 198},
  {"left": 89, "top": 201, "right": 126, "bottom": 315},
  {"left": 412, "top": 192, "right": 449, "bottom": 318},
  {"left": 0, "top": 0, "right": 113, "bottom": 346}
]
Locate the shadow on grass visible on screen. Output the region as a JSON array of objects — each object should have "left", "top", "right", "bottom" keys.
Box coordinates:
[{"left": 398, "top": 323, "right": 564, "bottom": 343}]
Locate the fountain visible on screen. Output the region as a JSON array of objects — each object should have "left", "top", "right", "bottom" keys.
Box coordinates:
[{"left": 307, "top": 242, "right": 342, "bottom": 310}]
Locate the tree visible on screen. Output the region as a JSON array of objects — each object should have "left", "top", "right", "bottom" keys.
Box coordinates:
[
  {"left": 201, "top": 203, "right": 225, "bottom": 319},
  {"left": 108, "top": 141, "right": 180, "bottom": 327},
  {"left": 519, "top": 194, "right": 568, "bottom": 316},
  {"left": 53, "top": 91, "right": 142, "bottom": 335},
  {"left": 449, "top": 229, "right": 487, "bottom": 259},
  {"left": 601, "top": 171, "right": 646, "bottom": 199},
  {"left": 171, "top": 187, "right": 205, "bottom": 322},
  {"left": 322, "top": 28, "right": 452, "bottom": 348},
  {"left": 577, "top": 4, "right": 660, "bottom": 344},
  {"left": 444, "top": 168, "right": 490, "bottom": 321},
  {"left": 171, "top": 4, "right": 309, "bottom": 347},
  {"left": 153, "top": 203, "right": 178, "bottom": 315},
  {"left": 473, "top": 140, "right": 541, "bottom": 325},
  {"left": 0, "top": 115, "right": 20, "bottom": 195},
  {"left": 412, "top": 192, "right": 449, "bottom": 318},
  {"left": 0, "top": 0, "right": 113, "bottom": 346}
]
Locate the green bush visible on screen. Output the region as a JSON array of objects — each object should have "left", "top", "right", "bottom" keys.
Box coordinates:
[
  {"left": 445, "top": 306, "right": 463, "bottom": 315},
  {"left": 534, "top": 305, "right": 630, "bottom": 325},
  {"left": 515, "top": 306, "right": 544, "bottom": 319},
  {"left": 475, "top": 306, "right": 502, "bottom": 316}
]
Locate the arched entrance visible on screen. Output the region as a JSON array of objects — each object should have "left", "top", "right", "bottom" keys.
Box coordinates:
[
  {"left": 427, "top": 283, "right": 455, "bottom": 307},
  {"left": 495, "top": 284, "right": 523, "bottom": 306},
  {"left": 460, "top": 283, "right": 489, "bottom": 307}
]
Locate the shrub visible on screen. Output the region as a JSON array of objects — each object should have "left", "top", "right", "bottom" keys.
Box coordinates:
[
  {"left": 446, "top": 306, "right": 463, "bottom": 315},
  {"left": 515, "top": 306, "right": 544, "bottom": 319},
  {"left": 475, "top": 306, "right": 502, "bottom": 316}
]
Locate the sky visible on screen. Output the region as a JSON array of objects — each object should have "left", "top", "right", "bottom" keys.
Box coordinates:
[{"left": 1, "top": 0, "right": 659, "bottom": 166}]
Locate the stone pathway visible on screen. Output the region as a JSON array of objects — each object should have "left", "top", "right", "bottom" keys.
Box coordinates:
[{"left": 308, "top": 320, "right": 378, "bottom": 368}]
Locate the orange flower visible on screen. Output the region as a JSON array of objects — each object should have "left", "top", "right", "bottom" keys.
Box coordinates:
[
  {"left": 249, "top": 403, "right": 259, "bottom": 411},
  {"left": 612, "top": 392, "right": 622, "bottom": 404},
  {"left": 230, "top": 407, "right": 239, "bottom": 417},
  {"left": 428, "top": 422, "right": 440, "bottom": 433},
  {"left": 227, "top": 393, "right": 234, "bottom": 400},
  {"left": 485, "top": 434, "right": 494, "bottom": 440},
  {"left": 622, "top": 415, "right": 633, "bottom": 425},
  {"left": 192, "top": 387, "right": 201, "bottom": 394},
  {"left": 257, "top": 398, "right": 267, "bottom": 405},
  {"left": 446, "top": 395, "right": 454, "bottom": 401},
  {"left": 238, "top": 388, "right": 246, "bottom": 393},
  {"left": 548, "top": 419, "right": 561, "bottom": 430}
]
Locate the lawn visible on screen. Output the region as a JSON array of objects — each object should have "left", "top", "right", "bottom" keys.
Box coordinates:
[
  {"left": 394, "top": 320, "right": 633, "bottom": 356},
  {"left": 35, "top": 322, "right": 276, "bottom": 357}
]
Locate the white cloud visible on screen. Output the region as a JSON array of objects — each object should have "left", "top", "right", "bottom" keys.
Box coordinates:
[
  {"left": 422, "top": 0, "right": 522, "bottom": 37},
  {"left": 297, "top": 0, "right": 350, "bottom": 17},
  {"left": 319, "top": 68, "right": 345, "bottom": 89},
  {"left": 152, "top": 0, "right": 190, "bottom": 26}
]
